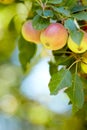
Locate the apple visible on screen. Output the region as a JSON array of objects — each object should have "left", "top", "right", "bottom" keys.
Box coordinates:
[
  {"left": 0, "top": 4, "right": 16, "bottom": 29},
  {"left": 0, "top": 0, "right": 15, "bottom": 4},
  {"left": 0, "top": 3, "right": 28, "bottom": 29},
  {"left": 0, "top": 4, "right": 17, "bottom": 61},
  {"left": 13, "top": 3, "right": 29, "bottom": 33},
  {"left": 40, "top": 23, "right": 68, "bottom": 50},
  {"left": 81, "top": 52, "right": 87, "bottom": 73},
  {"left": 81, "top": 57, "right": 87, "bottom": 73},
  {"left": 68, "top": 32, "right": 87, "bottom": 53},
  {"left": 0, "top": 3, "right": 29, "bottom": 61},
  {"left": 22, "top": 20, "right": 41, "bottom": 44}
]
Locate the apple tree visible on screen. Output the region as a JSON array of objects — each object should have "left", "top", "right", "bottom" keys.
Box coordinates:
[{"left": 0, "top": 0, "right": 87, "bottom": 128}]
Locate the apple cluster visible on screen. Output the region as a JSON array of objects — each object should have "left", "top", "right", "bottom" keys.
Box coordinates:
[
  {"left": 22, "top": 20, "right": 68, "bottom": 50},
  {"left": 21, "top": 20, "right": 87, "bottom": 74}
]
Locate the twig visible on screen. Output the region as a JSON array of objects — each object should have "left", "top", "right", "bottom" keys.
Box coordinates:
[{"left": 68, "top": 59, "right": 81, "bottom": 70}]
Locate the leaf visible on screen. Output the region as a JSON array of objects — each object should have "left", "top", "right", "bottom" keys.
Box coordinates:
[
  {"left": 63, "top": 0, "right": 77, "bottom": 8},
  {"left": 70, "top": 30, "right": 84, "bottom": 45},
  {"left": 64, "top": 18, "right": 77, "bottom": 32},
  {"left": 32, "top": 15, "right": 50, "bottom": 30},
  {"left": 71, "top": 5, "right": 87, "bottom": 13},
  {"left": 36, "top": 9, "right": 43, "bottom": 16},
  {"left": 43, "top": 10, "right": 54, "bottom": 18},
  {"left": 72, "top": 12, "right": 87, "bottom": 21},
  {"left": 52, "top": 6, "right": 70, "bottom": 17},
  {"left": 18, "top": 35, "right": 37, "bottom": 70},
  {"left": 66, "top": 74, "right": 84, "bottom": 113},
  {"left": 47, "top": 0, "right": 63, "bottom": 4},
  {"left": 49, "top": 69, "right": 72, "bottom": 95},
  {"left": 56, "top": 55, "right": 74, "bottom": 66},
  {"left": 49, "top": 61, "right": 58, "bottom": 76},
  {"left": 36, "top": 9, "right": 54, "bottom": 18}
]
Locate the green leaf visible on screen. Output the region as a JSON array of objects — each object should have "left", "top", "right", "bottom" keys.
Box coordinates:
[
  {"left": 43, "top": 10, "right": 54, "bottom": 18},
  {"left": 47, "top": 0, "right": 63, "bottom": 4},
  {"left": 64, "top": 18, "right": 77, "bottom": 32},
  {"left": 32, "top": 15, "right": 50, "bottom": 30},
  {"left": 56, "top": 55, "right": 74, "bottom": 66},
  {"left": 36, "top": 9, "right": 54, "bottom": 18},
  {"left": 70, "top": 30, "right": 84, "bottom": 45},
  {"left": 63, "top": 0, "right": 77, "bottom": 8},
  {"left": 72, "top": 12, "right": 87, "bottom": 21},
  {"left": 18, "top": 35, "right": 37, "bottom": 70},
  {"left": 71, "top": 5, "right": 87, "bottom": 13},
  {"left": 49, "top": 61, "right": 58, "bottom": 76},
  {"left": 49, "top": 69, "right": 72, "bottom": 95},
  {"left": 66, "top": 74, "right": 84, "bottom": 113},
  {"left": 36, "top": 9, "right": 43, "bottom": 16},
  {"left": 52, "top": 6, "right": 70, "bottom": 17}
]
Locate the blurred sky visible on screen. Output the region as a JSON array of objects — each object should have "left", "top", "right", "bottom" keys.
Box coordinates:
[{"left": 20, "top": 56, "right": 71, "bottom": 114}]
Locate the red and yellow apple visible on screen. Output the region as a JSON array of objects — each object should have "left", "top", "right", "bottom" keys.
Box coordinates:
[
  {"left": 81, "top": 52, "right": 87, "bottom": 73},
  {"left": 22, "top": 20, "right": 41, "bottom": 44},
  {"left": 68, "top": 32, "right": 87, "bottom": 53},
  {"left": 40, "top": 23, "right": 68, "bottom": 50},
  {"left": 0, "top": 0, "right": 15, "bottom": 4}
]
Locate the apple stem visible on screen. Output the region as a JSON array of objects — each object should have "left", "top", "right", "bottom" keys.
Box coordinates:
[
  {"left": 36, "top": 0, "right": 46, "bottom": 11},
  {"left": 80, "top": 23, "right": 87, "bottom": 27},
  {"left": 68, "top": 58, "right": 81, "bottom": 70},
  {"left": 75, "top": 62, "right": 78, "bottom": 74}
]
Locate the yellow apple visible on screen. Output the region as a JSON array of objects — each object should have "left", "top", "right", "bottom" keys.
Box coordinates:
[
  {"left": 22, "top": 20, "right": 41, "bottom": 44},
  {"left": 81, "top": 52, "right": 87, "bottom": 73},
  {"left": 68, "top": 32, "right": 87, "bottom": 53},
  {"left": 40, "top": 23, "right": 68, "bottom": 50}
]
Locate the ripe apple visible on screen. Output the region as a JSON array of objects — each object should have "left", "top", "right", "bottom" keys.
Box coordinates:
[
  {"left": 81, "top": 52, "right": 87, "bottom": 73},
  {"left": 68, "top": 32, "right": 87, "bottom": 53},
  {"left": 22, "top": 20, "right": 41, "bottom": 44},
  {"left": 0, "top": 0, "right": 15, "bottom": 4},
  {"left": 40, "top": 23, "right": 68, "bottom": 50}
]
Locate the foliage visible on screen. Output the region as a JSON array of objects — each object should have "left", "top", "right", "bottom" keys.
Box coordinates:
[{"left": 0, "top": 0, "right": 87, "bottom": 119}]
